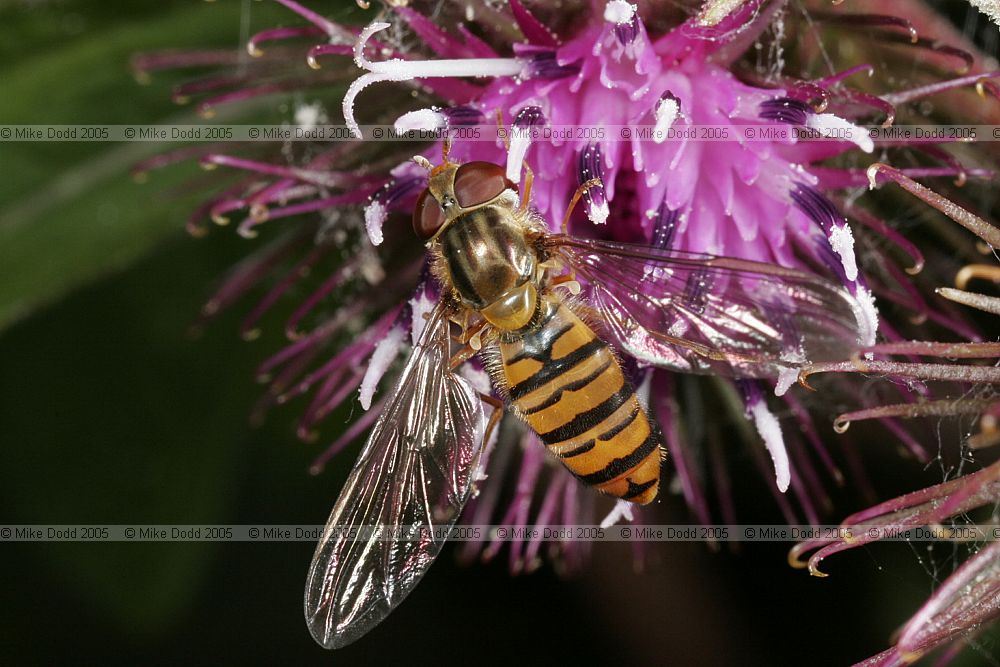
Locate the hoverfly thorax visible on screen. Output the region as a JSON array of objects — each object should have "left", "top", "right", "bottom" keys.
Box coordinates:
[{"left": 414, "top": 160, "right": 538, "bottom": 331}]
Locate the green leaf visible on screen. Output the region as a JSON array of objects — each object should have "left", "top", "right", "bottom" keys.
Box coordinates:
[
  {"left": 0, "top": 231, "right": 274, "bottom": 635},
  {"left": 0, "top": 0, "right": 296, "bottom": 331},
  {"left": 0, "top": 0, "right": 363, "bottom": 637}
]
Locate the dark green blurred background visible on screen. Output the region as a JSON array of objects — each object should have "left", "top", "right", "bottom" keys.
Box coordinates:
[{"left": 0, "top": 2, "right": 997, "bottom": 665}]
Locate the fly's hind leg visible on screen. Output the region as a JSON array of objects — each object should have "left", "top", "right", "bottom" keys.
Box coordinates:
[{"left": 468, "top": 391, "right": 504, "bottom": 496}]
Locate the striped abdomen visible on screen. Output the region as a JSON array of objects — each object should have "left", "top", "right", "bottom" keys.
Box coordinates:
[{"left": 499, "top": 298, "right": 662, "bottom": 504}]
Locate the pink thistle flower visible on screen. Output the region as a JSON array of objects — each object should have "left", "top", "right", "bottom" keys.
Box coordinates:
[{"left": 135, "top": 0, "right": 1000, "bottom": 651}]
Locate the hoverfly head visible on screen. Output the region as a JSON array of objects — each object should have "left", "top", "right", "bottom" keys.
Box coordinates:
[
  {"left": 412, "top": 159, "right": 518, "bottom": 242},
  {"left": 452, "top": 161, "right": 516, "bottom": 209},
  {"left": 412, "top": 160, "right": 457, "bottom": 242},
  {"left": 413, "top": 186, "right": 447, "bottom": 241}
]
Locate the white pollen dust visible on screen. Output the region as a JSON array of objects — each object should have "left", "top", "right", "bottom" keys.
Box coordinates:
[
  {"left": 358, "top": 325, "right": 406, "bottom": 410},
  {"left": 409, "top": 291, "right": 437, "bottom": 344},
  {"left": 696, "top": 0, "right": 744, "bottom": 26},
  {"left": 851, "top": 286, "right": 880, "bottom": 353},
  {"left": 967, "top": 0, "right": 1000, "bottom": 26},
  {"left": 775, "top": 367, "right": 799, "bottom": 397},
  {"left": 805, "top": 113, "right": 874, "bottom": 153},
  {"left": 364, "top": 200, "right": 387, "bottom": 246},
  {"left": 394, "top": 108, "right": 446, "bottom": 133},
  {"left": 750, "top": 400, "right": 791, "bottom": 492},
  {"left": 600, "top": 499, "right": 636, "bottom": 528},
  {"left": 828, "top": 224, "right": 859, "bottom": 282},
  {"left": 506, "top": 132, "right": 531, "bottom": 184},
  {"left": 653, "top": 97, "right": 679, "bottom": 144},
  {"left": 589, "top": 199, "right": 610, "bottom": 225},
  {"left": 294, "top": 102, "right": 325, "bottom": 131},
  {"left": 603, "top": 0, "right": 637, "bottom": 24}
]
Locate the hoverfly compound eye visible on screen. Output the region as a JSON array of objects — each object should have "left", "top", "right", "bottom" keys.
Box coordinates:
[
  {"left": 453, "top": 161, "right": 516, "bottom": 209},
  {"left": 413, "top": 188, "right": 446, "bottom": 240}
]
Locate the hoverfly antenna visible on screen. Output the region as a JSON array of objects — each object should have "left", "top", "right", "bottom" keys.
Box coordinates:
[
  {"left": 412, "top": 154, "right": 454, "bottom": 178},
  {"left": 412, "top": 155, "right": 434, "bottom": 172},
  {"left": 441, "top": 132, "right": 454, "bottom": 166}
]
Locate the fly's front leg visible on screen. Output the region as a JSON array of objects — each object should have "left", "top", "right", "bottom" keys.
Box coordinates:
[
  {"left": 518, "top": 161, "right": 534, "bottom": 213},
  {"left": 562, "top": 178, "right": 602, "bottom": 235},
  {"left": 495, "top": 108, "right": 509, "bottom": 150},
  {"left": 441, "top": 128, "right": 454, "bottom": 165}
]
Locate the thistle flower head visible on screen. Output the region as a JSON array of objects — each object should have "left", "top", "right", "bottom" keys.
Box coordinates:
[{"left": 135, "top": 0, "right": 1000, "bottom": 654}]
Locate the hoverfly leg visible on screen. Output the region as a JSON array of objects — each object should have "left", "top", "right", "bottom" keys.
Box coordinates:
[
  {"left": 550, "top": 273, "right": 581, "bottom": 295},
  {"left": 448, "top": 341, "right": 481, "bottom": 371},
  {"left": 447, "top": 320, "right": 491, "bottom": 370},
  {"left": 536, "top": 256, "right": 563, "bottom": 273},
  {"left": 494, "top": 108, "right": 509, "bottom": 150},
  {"left": 519, "top": 162, "right": 534, "bottom": 214},
  {"left": 467, "top": 392, "right": 504, "bottom": 496},
  {"left": 478, "top": 392, "right": 505, "bottom": 451},
  {"left": 455, "top": 318, "right": 489, "bottom": 350},
  {"left": 561, "top": 178, "right": 603, "bottom": 234},
  {"left": 449, "top": 310, "right": 472, "bottom": 343},
  {"left": 541, "top": 255, "right": 579, "bottom": 288}
]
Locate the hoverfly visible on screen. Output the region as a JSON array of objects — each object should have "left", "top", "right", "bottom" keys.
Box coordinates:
[{"left": 304, "top": 140, "right": 865, "bottom": 649}]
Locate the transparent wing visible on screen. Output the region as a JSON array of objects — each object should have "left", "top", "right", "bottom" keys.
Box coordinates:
[
  {"left": 546, "top": 235, "right": 867, "bottom": 378},
  {"left": 304, "top": 302, "right": 485, "bottom": 649}
]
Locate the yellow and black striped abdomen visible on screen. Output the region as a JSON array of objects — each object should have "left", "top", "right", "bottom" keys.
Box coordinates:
[{"left": 499, "top": 298, "right": 662, "bottom": 504}]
